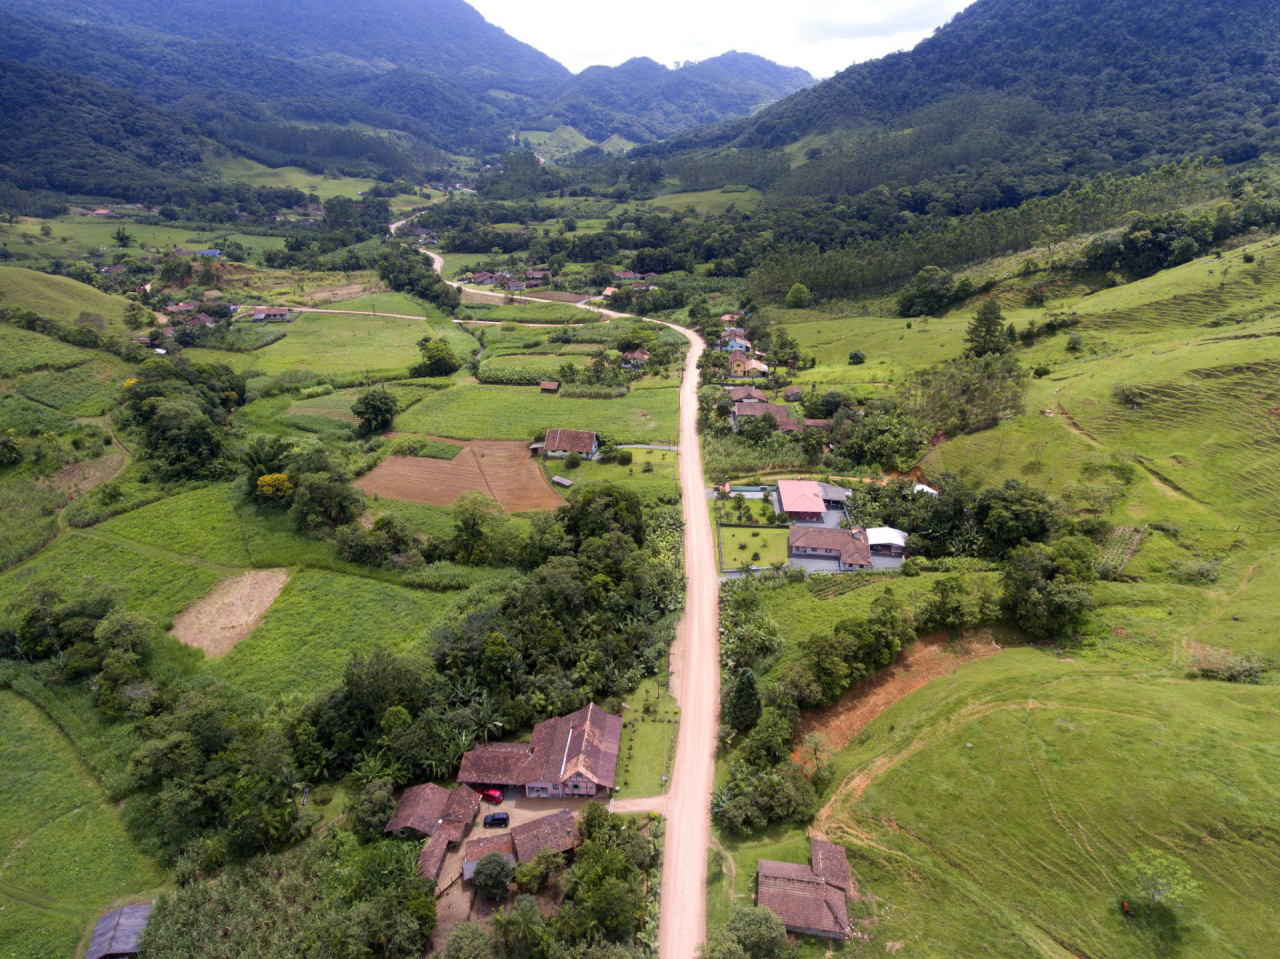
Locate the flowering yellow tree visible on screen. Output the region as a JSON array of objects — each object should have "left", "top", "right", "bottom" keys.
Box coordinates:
[{"left": 256, "top": 473, "right": 293, "bottom": 502}]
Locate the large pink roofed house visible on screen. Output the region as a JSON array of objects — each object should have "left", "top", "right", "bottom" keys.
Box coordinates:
[
  {"left": 776, "top": 480, "right": 826, "bottom": 521},
  {"left": 457, "top": 703, "right": 621, "bottom": 799}
]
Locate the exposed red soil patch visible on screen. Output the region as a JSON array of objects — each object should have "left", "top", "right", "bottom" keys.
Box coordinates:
[
  {"left": 170, "top": 569, "right": 290, "bottom": 657},
  {"left": 356, "top": 439, "right": 564, "bottom": 513},
  {"left": 48, "top": 447, "right": 125, "bottom": 496},
  {"left": 793, "top": 630, "right": 1004, "bottom": 758}
]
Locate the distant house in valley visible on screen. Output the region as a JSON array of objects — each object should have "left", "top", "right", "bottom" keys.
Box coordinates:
[
  {"left": 776, "top": 480, "right": 827, "bottom": 522},
  {"left": 721, "top": 312, "right": 746, "bottom": 324},
  {"left": 164, "top": 302, "right": 198, "bottom": 315},
  {"left": 90, "top": 208, "right": 115, "bottom": 218},
  {"left": 788, "top": 527, "right": 873, "bottom": 572},
  {"left": 602, "top": 286, "right": 620, "bottom": 297},
  {"left": 803, "top": 418, "right": 832, "bottom": 430},
  {"left": 733, "top": 402, "right": 799, "bottom": 433},
  {"left": 457, "top": 703, "right": 621, "bottom": 798},
  {"left": 639, "top": 271, "right": 660, "bottom": 280},
  {"left": 784, "top": 386, "right": 805, "bottom": 402},
  {"left": 719, "top": 332, "right": 752, "bottom": 353},
  {"left": 252, "top": 307, "right": 292, "bottom": 322},
  {"left": 525, "top": 269, "right": 553, "bottom": 285},
  {"left": 727, "top": 350, "right": 768, "bottom": 378},
  {"left": 100, "top": 264, "right": 128, "bottom": 276},
  {"left": 505, "top": 280, "right": 526, "bottom": 292},
  {"left": 385, "top": 783, "right": 481, "bottom": 840},
  {"left": 621, "top": 348, "right": 650, "bottom": 368},
  {"left": 472, "top": 272, "right": 495, "bottom": 285},
  {"left": 727, "top": 386, "right": 768, "bottom": 404},
  {"left": 613, "top": 270, "right": 637, "bottom": 281},
  {"left": 757, "top": 839, "right": 853, "bottom": 941},
  {"left": 533, "top": 428, "right": 599, "bottom": 461},
  {"left": 197, "top": 249, "right": 222, "bottom": 257},
  {"left": 190, "top": 313, "right": 217, "bottom": 329},
  {"left": 85, "top": 903, "right": 152, "bottom": 959},
  {"left": 540, "top": 380, "right": 560, "bottom": 394}
]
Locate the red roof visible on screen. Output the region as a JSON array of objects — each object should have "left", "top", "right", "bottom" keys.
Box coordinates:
[
  {"left": 385, "top": 783, "right": 480, "bottom": 836},
  {"left": 540, "top": 381, "right": 560, "bottom": 392},
  {"left": 777, "top": 480, "right": 825, "bottom": 515},
  {"left": 788, "top": 526, "right": 872, "bottom": 568},
  {"left": 757, "top": 840, "right": 852, "bottom": 939},
  {"left": 511, "top": 809, "right": 580, "bottom": 861},
  {"left": 418, "top": 832, "right": 450, "bottom": 880},
  {"left": 735, "top": 403, "right": 799, "bottom": 433},
  {"left": 464, "top": 832, "right": 515, "bottom": 863},
  {"left": 543, "top": 429, "right": 597, "bottom": 456},
  {"left": 457, "top": 703, "right": 621, "bottom": 789},
  {"left": 728, "top": 386, "right": 767, "bottom": 403}
]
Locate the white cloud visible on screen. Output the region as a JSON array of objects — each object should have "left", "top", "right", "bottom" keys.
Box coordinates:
[{"left": 467, "top": 0, "right": 973, "bottom": 78}]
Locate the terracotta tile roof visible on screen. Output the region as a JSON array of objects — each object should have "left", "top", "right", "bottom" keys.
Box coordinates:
[
  {"left": 86, "top": 904, "right": 152, "bottom": 959},
  {"left": 789, "top": 526, "right": 872, "bottom": 569},
  {"left": 784, "top": 386, "right": 805, "bottom": 400},
  {"left": 803, "top": 418, "right": 832, "bottom": 429},
  {"left": 543, "top": 429, "right": 597, "bottom": 456},
  {"left": 511, "top": 809, "right": 580, "bottom": 861},
  {"left": 385, "top": 784, "right": 479, "bottom": 836},
  {"left": 418, "top": 832, "right": 450, "bottom": 880},
  {"left": 458, "top": 704, "right": 621, "bottom": 789},
  {"left": 757, "top": 841, "right": 852, "bottom": 939},
  {"left": 728, "top": 386, "right": 767, "bottom": 403},
  {"left": 464, "top": 832, "right": 515, "bottom": 863},
  {"left": 540, "top": 381, "right": 560, "bottom": 392},
  {"left": 777, "top": 480, "right": 826, "bottom": 515},
  {"left": 812, "top": 839, "right": 853, "bottom": 892}
]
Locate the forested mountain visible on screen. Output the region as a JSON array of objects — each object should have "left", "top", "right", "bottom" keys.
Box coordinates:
[
  {"left": 646, "top": 0, "right": 1280, "bottom": 204},
  {"left": 545, "top": 53, "right": 814, "bottom": 142}
]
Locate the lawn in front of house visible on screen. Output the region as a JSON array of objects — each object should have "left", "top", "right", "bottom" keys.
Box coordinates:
[
  {"left": 719, "top": 525, "right": 789, "bottom": 569},
  {"left": 615, "top": 674, "right": 680, "bottom": 798}
]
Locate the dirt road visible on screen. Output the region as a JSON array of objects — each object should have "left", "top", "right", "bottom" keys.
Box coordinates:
[
  {"left": 654, "top": 323, "right": 719, "bottom": 959},
  {"left": 424, "top": 250, "right": 721, "bottom": 958}
]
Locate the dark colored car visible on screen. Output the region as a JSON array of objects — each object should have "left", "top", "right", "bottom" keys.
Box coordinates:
[
  {"left": 480, "top": 787, "right": 505, "bottom": 805},
  {"left": 483, "top": 812, "right": 510, "bottom": 829}
]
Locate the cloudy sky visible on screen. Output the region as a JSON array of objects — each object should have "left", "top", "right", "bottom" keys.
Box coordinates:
[{"left": 466, "top": 0, "right": 974, "bottom": 78}]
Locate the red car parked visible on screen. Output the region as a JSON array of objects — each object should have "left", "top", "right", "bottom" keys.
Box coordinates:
[{"left": 480, "top": 787, "right": 505, "bottom": 805}]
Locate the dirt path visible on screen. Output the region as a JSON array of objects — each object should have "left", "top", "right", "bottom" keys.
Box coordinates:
[
  {"left": 169, "top": 568, "right": 290, "bottom": 657},
  {"left": 794, "top": 631, "right": 1004, "bottom": 758},
  {"left": 426, "top": 251, "right": 721, "bottom": 959}
]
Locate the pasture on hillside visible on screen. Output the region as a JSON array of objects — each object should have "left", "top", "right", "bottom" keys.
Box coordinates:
[
  {"left": 183, "top": 310, "right": 474, "bottom": 378},
  {"left": 0, "top": 220, "right": 283, "bottom": 270},
  {"left": 0, "top": 266, "right": 131, "bottom": 330},
  {"left": 397, "top": 382, "right": 680, "bottom": 444},
  {"left": 0, "top": 690, "right": 164, "bottom": 959},
  {"left": 211, "top": 153, "right": 420, "bottom": 206},
  {"left": 796, "top": 652, "right": 1280, "bottom": 959}
]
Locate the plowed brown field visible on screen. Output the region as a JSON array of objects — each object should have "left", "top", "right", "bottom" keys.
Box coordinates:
[{"left": 356, "top": 439, "right": 564, "bottom": 513}]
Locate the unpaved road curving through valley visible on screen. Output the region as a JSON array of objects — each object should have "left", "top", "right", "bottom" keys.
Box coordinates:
[{"left": 424, "top": 246, "right": 721, "bottom": 958}]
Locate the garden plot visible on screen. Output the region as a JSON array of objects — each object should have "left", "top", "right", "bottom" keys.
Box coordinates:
[{"left": 357, "top": 439, "right": 563, "bottom": 513}]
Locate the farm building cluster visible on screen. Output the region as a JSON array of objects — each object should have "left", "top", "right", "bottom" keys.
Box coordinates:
[{"left": 381, "top": 703, "right": 622, "bottom": 889}]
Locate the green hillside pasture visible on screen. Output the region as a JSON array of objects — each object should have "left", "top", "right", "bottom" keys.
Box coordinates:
[
  {"left": 0, "top": 691, "right": 164, "bottom": 959},
  {"left": 814, "top": 652, "right": 1280, "bottom": 959},
  {"left": 208, "top": 569, "right": 459, "bottom": 699},
  {"left": 14, "top": 356, "right": 131, "bottom": 415},
  {"left": 0, "top": 533, "right": 222, "bottom": 626},
  {"left": 0, "top": 473, "right": 64, "bottom": 571},
  {"left": 920, "top": 409, "right": 1099, "bottom": 496},
  {"left": 1048, "top": 319, "right": 1280, "bottom": 526},
  {"left": 0, "top": 221, "right": 279, "bottom": 271},
  {"left": 779, "top": 312, "right": 964, "bottom": 391},
  {"left": 397, "top": 383, "right": 679, "bottom": 444},
  {"left": 0, "top": 324, "right": 94, "bottom": 377},
  {"left": 639, "top": 188, "right": 762, "bottom": 215},
  {"left": 183, "top": 311, "right": 432, "bottom": 377},
  {"left": 0, "top": 267, "right": 130, "bottom": 331},
  {"left": 213, "top": 154, "right": 380, "bottom": 201},
  {"left": 519, "top": 125, "right": 594, "bottom": 159}
]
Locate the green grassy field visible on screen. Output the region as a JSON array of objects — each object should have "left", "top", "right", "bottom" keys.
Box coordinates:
[
  {"left": 543, "top": 448, "right": 680, "bottom": 501},
  {"left": 207, "top": 568, "right": 457, "bottom": 700},
  {"left": 184, "top": 311, "right": 441, "bottom": 378},
  {"left": 468, "top": 301, "right": 595, "bottom": 324},
  {"left": 397, "top": 383, "right": 680, "bottom": 444},
  {"left": 0, "top": 324, "right": 93, "bottom": 376},
  {"left": 0, "top": 690, "right": 165, "bottom": 959},
  {"left": 212, "top": 153, "right": 381, "bottom": 201},
  {"left": 639, "top": 188, "right": 763, "bottom": 216},
  {"left": 0, "top": 267, "right": 131, "bottom": 330},
  {"left": 0, "top": 220, "right": 282, "bottom": 270},
  {"left": 517, "top": 125, "right": 595, "bottom": 160},
  {"left": 811, "top": 652, "right": 1280, "bottom": 958},
  {"left": 614, "top": 674, "right": 680, "bottom": 798},
  {"left": 719, "top": 525, "right": 788, "bottom": 569}
]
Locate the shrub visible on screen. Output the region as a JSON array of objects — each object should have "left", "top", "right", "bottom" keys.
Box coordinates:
[
  {"left": 848, "top": 350, "right": 866, "bottom": 365},
  {"left": 1192, "top": 649, "right": 1268, "bottom": 683},
  {"left": 616, "top": 449, "right": 633, "bottom": 466},
  {"left": 1066, "top": 333, "right": 1084, "bottom": 352},
  {"left": 473, "top": 851, "right": 514, "bottom": 900},
  {"left": 1034, "top": 365, "right": 1051, "bottom": 378},
  {"left": 565, "top": 451, "right": 582, "bottom": 469},
  {"left": 1168, "top": 560, "right": 1220, "bottom": 584},
  {"left": 642, "top": 461, "right": 654, "bottom": 473}
]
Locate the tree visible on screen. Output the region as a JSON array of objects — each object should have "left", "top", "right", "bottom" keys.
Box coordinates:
[
  {"left": 966, "top": 299, "right": 1007, "bottom": 357},
  {"left": 112, "top": 226, "right": 133, "bottom": 248},
  {"left": 442, "top": 922, "right": 494, "bottom": 959},
  {"left": 565, "top": 451, "right": 582, "bottom": 470},
  {"left": 352, "top": 388, "right": 399, "bottom": 434},
  {"left": 352, "top": 778, "right": 397, "bottom": 841},
  {"left": 848, "top": 349, "right": 866, "bottom": 365},
  {"left": 1040, "top": 224, "right": 1068, "bottom": 270},
  {"left": 700, "top": 928, "right": 749, "bottom": 959},
  {"left": 413, "top": 339, "right": 461, "bottom": 377},
  {"left": 1122, "top": 849, "right": 1198, "bottom": 910},
  {"left": 784, "top": 282, "right": 811, "bottom": 309},
  {"left": 725, "top": 904, "right": 789, "bottom": 959},
  {"left": 725, "top": 668, "right": 762, "bottom": 731},
  {"left": 0, "top": 431, "right": 22, "bottom": 467},
  {"left": 1002, "top": 538, "right": 1098, "bottom": 638},
  {"left": 473, "top": 851, "right": 515, "bottom": 900}
]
